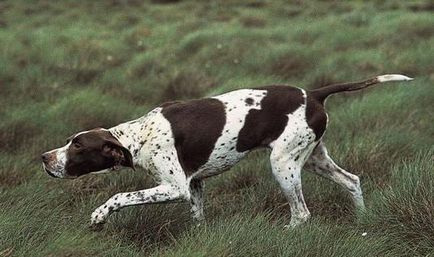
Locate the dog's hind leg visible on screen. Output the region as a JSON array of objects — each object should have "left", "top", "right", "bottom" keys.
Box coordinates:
[
  {"left": 189, "top": 178, "right": 205, "bottom": 224},
  {"left": 303, "top": 142, "right": 365, "bottom": 211},
  {"left": 270, "top": 142, "right": 317, "bottom": 228}
]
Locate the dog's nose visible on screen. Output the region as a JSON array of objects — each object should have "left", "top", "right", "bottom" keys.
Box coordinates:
[{"left": 41, "top": 153, "right": 50, "bottom": 163}]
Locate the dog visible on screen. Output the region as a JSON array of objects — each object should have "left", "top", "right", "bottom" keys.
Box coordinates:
[{"left": 41, "top": 74, "right": 412, "bottom": 229}]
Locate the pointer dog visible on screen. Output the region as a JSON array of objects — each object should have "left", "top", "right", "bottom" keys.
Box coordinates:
[{"left": 42, "top": 74, "right": 412, "bottom": 228}]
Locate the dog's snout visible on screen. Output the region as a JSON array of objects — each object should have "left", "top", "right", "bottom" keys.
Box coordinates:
[
  {"left": 41, "top": 153, "right": 49, "bottom": 162},
  {"left": 41, "top": 151, "right": 61, "bottom": 178},
  {"left": 41, "top": 152, "right": 54, "bottom": 163}
]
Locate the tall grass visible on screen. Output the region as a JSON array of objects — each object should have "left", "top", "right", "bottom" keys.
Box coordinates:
[{"left": 0, "top": 0, "right": 433, "bottom": 256}]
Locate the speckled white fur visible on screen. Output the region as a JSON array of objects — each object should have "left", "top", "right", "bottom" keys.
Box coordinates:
[
  {"left": 268, "top": 92, "right": 319, "bottom": 227},
  {"left": 192, "top": 89, "right": 268, "bottom": 178},
  {"left": 91, "top": 89, "right": 327, "bottom": 228},
  {"left": 90, "top": 108, "right": 191, "bottom": 226},
  {"left": 304, "top": 142, "right": 365, "bottom": 210},
  {"left": 45, "top": 87, "right": 366, "bottom": 229}
]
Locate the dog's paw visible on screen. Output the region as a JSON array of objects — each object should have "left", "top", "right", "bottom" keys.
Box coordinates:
[
  {"left": 283, "top": 223, "right": 299, "bottom": 230},
  {"left": 285, "top": 213, "right": 310, "bottom": 229},
  {"left": 89, "top": 207, "right": 109, "bottom": 230}
]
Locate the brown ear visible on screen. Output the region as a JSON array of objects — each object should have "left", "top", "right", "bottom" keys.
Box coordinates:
[{"left": 102, "top": 140, "right": 135, "bottom": 170}]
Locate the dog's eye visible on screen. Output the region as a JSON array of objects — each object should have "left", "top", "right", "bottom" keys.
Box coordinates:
[{"left": 72, "top": 142, "right": 81, "bottom": 149}]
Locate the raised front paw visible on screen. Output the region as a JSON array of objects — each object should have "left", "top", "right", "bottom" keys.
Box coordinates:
[{"left": 89, "top": 207, "right": 109, "bottom": 230}]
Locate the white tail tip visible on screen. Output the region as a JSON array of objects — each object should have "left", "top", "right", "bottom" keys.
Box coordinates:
[{"left": 377, "top": 74, "right": 414, "bottom": 83}]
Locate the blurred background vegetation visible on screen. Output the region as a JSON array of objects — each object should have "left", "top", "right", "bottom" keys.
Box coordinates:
[{"left": 0, "top": 0, "right": 433, "bottom": 256}]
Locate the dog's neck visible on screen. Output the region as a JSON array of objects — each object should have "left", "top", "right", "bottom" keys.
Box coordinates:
[{"left": 108, "top": 116, "right": 148, "bottom": 165}]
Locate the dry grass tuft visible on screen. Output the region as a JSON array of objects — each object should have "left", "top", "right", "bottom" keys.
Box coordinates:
[
  {"left": 271, "top": 54, "right": 312, "bottom": 79},
  {"left": 240, "top": 16, "right": 266, "bottom": 28},
  {"left": 160, "top": 71, "right": 216, "bottom": 101}
]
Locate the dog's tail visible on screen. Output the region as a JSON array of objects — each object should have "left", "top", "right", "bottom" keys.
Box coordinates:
[{"left": 309, "top": 74, "right": 413, "bottom": 103}]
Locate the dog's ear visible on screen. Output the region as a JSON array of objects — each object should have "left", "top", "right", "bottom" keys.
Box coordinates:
[{"left": 102, "top": 139, "right": 135, "bottom": 170}]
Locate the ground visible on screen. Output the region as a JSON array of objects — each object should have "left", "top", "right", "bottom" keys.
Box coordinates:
[{"left": 0, "top": 0, "right": 433, "bottom": 256}]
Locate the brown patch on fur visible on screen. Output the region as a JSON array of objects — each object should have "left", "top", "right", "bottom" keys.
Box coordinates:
[
  {"left": 237, "top": 86, "right": 304, "bottom": 152},
  {"left": 245, "top": 97, "right": 254, "bottom": 106},
  {"left": 309, "top": 77, "right": 380, "bottom": 103},
  {"left": 162, "top": 98, "right": 226, "bottom": 175},
  {"left": 65, "top": 129, "right": 133, "bottom": 177},
  {"left": 305, "top": 94, "right": 328, "bottom": 141}
]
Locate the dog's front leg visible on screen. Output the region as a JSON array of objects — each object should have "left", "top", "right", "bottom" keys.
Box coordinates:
[{"left": 90, "top": 184, "right": 187, "bottom": 228}]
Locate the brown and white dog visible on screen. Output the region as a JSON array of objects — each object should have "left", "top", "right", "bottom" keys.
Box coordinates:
[{"left": 42, "top": 74, "right": 412, "bottom": 229}]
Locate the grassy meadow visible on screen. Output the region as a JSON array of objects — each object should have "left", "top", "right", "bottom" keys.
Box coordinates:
[{"left": 1, "top": 0, "right": 433, "bottom": 256}]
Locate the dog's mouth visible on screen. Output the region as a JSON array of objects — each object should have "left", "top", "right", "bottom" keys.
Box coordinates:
[
  {"left": 43, "top": 164, "right": 81, "bottom": 179},
  {"left": 44, "top": 167, "right": 57, "bottom": 178},
  {"left": 42, "top": 164, "right": 60, "bottom": 178}
]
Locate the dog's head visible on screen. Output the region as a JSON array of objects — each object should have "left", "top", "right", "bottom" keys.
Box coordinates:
[{"left": 41, "top": 129, "right": 134, "bottom": 178}]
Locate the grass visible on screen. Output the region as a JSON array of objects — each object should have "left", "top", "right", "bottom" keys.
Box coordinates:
[{"left": 0, "top": 0, "right": 433, "bottom": 256}]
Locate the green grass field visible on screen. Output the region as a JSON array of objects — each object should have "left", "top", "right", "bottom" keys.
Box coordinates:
[{"left": 1, "top": 0, "right": 433, "bottom": 256}]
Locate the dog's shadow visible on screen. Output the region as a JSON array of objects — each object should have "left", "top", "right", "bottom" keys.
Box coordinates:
[
  {"left": 106, "top": 202, "right": 193, "bottom": 251},
  {"left": 92, "top": 167, "right": 357, "bottom": 251}
]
